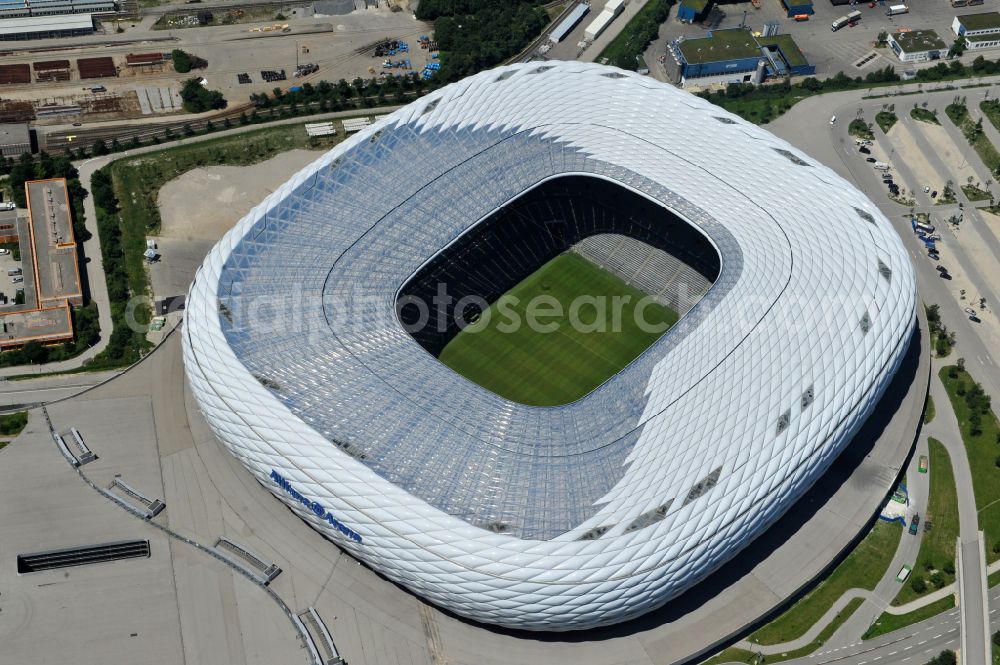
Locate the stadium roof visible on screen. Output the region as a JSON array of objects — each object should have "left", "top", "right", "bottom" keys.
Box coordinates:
[{"left": 184, "top": 61, "right": 917, "bottom": 631}]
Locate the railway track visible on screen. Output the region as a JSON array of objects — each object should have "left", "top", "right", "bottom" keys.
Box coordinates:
[{"left": 42, "top": 93, "right": 416, "bottom": 153}]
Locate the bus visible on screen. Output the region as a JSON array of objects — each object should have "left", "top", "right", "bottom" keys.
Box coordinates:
[{"left": 831, "top": 15, "right": 849, "bottom": 30}]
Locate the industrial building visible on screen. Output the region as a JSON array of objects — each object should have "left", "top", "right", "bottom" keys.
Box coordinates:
[
  {"left": 888, "top": 29, "right": 947, "bottom": 62},
  {"left": 0, "top": 0, "right": 116, "bottom": 18},
  {"left": 0, "top": 12, "right": 93, "bottom": 40},
  {"left": 0, "top": 123, "right": 30, "bottom": 158},
  {"left": 677, "top": 0, "right": 712, "bottom": 23},
  {"left": 666, "top": 28, "right": 814, "bottom": 87},
  {"left": 780, "top": 0, "right": 813, "bottom": 16},
  {"left": 584, "top": 0, "right": 623, "bottom": 40},
  {"left": 0, "top": 178, "right": 80, "bottom": 349},
  {"left": 184, "top": 62, "right": 914, "bottom": 632}
]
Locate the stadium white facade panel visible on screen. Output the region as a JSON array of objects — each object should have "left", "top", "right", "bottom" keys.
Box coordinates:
[{"left": 183, "top": 62, "right": 917, "bottom": 630}]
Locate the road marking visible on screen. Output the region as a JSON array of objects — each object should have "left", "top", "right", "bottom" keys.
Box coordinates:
[
  {"left": 932, "top": 635, "right": 942, "bottom": 639},
  {"left": 889, "top": 652, "right": 898, "bottom": 656},
  {"left": 948, "top": 628, "right": 957, "bottom": 633},
  {"left": 904, "top": 646, "right": 913, "bottom": 650},
  {"left": 918, "top": 640, "right": 927, "bottom": 645},
  {"left": 902, "top": 657, "right": 911, "bottom": 662},
  {"left": 873, "top": 657, "right": 882, "bottom": 661}
]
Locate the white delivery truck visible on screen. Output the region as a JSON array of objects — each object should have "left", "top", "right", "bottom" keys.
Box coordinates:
[
  {"left": 831, "top": 15, "right": 849, "bottom": 30},
  {"left": 886, "top": 4, "right": 909, "bottom": 15}
]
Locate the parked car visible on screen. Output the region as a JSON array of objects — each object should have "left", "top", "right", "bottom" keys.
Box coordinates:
[
  {"left": 936, "top": 265, "right": 948, "bottom": 272},
  {"left": 965, "top": 307, "right": 977, "bottom": 316},
  {"left": 866, "top": 157, "right": 877, "bottom": 163},
  {"left": 931, "top": 190, "right": 938, "bottom": 198},
  {"left": 0, "top": 249, "right": 9, "bottom": 256},
  {"left": 940, "top": 272, "right": 952, "bottom": 280},
  {"left": 11, "top": 276, "right": 22, "bottom": 284},
  {"left": 970, "top": 314, "right": 981, "bottom": 323},
  {"left": 909, "top": 513, "right": 920, "bottom": 535},
  {"left": 860, "top": 146, "right": 871, "bottom": 154}
]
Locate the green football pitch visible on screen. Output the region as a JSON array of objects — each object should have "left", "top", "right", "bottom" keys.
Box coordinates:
[{"left": 438, "top": 252, "right": 679, "bottom": 407}]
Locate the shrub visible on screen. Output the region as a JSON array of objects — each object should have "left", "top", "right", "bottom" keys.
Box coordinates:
[
  {"left": 910, "top": 575, "right": 927, "bottom": 593},
  {"left": 0, "top": 411, "right": 27, "bottom": 435}
]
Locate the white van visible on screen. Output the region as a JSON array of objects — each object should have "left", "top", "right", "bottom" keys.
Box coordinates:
[
  {"left": 829, "top": 115, "right": 837, "bottom": 125},
  {"left": 874, "top": 162, "right": 891, "bottom": 171}
]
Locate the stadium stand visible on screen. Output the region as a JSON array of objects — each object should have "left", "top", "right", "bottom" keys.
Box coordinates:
[{"left": 575, "top": 234, "right": 713, "bottom": 314}]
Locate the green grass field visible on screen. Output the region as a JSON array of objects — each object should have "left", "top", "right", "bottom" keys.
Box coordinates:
[
  {"left": 748, "top": 520, "right": 902, "bottom": 646},
  {"left": 438, "top": 252, "right": 677, "bottom": 406}
]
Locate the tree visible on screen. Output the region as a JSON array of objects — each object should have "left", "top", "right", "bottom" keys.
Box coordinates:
[
  {"left": 910, "top": 575, "right": 927, "bottom": 593},
  {"left": 949, "top": 37, "right": 967, "bottom": 58},
  {"left": 179, "top": 78, "right": 226, "bottom": 113},
  {"left": 91, "top": 139, "right": 109, "bottom": 156}
]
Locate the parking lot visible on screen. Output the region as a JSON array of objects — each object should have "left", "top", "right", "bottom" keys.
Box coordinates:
[
  {"left": 838, "top": 93, "right": 1000, "bottom": 350},
  {"left": 654, "top": 0, "right": 971, "bottom": 82}
]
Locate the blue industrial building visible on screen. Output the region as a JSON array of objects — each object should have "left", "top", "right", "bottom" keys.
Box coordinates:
[
  {"left": 667, "top": 28, "right": 815, "bottom": 86},
  {"left": 780, "top": 0, "right": 813, "bottom": 16},
  {"left": 677, "top": 0, "right": 711, "bottom": 23}
]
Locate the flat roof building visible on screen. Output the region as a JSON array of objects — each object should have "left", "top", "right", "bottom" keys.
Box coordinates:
[
  {"left": 0, "top": 178, "right": 80, "bottom": 350},
  {"left": 888, "top": 29, "right": 947, "bottom": 62},
  {"left": 25, "top": 179, "right": 82, "bottom": 308},
  {"left": 0, "top": 0, "right": 115, "bottom": 19},
  {"left": 667, "top": 28, "right": 814, "bottom": 87},
  {"left": 0, "top": 13, "right": 93, "bottom": 40},
  {"left": 0, "top": 123, "right": 30, "bottom": 158},
  {"left": 549, "top": 3, "right": 589, "bottom": 43},
  {"left": 952, "top": 11, "right": 1000, "bottom": 36}
]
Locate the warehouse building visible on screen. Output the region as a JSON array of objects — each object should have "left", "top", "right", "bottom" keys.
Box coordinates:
[
  {"left": 888, "top": 29, "right": 947, "bottom": 62},
  {"left": 0, "top": 12, "right": 93, "bottom": 40},
  {"left": 666, "top": 29, "right": 814, "bottom": 87},
  {"left": 0, "top": 0, "right": 116, "bottom": 18},
  {"left": 549, "top": 3, "right": 589, "bottom": 43},
  {"left": 0, "top": 123, "right": 30, "bottom": 158}
]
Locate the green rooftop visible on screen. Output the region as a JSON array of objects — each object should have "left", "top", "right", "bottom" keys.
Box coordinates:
[
  {"left": 892, "top": 29, "right": 947, "bottom": 53},
  {"left": 966, "top": 32, "right": 1000, "bottom": 43},
  {"left": 759, "top": 34, "right": 808, "bottom": 67},
  {"left": 957, "top": 11, "right": 1000, "bottom": 32},
  {"left": 678, "top": 28, "right": 761, "bottom": 64},
  {"left": 783, "top": 0, "right": 812, "bottom": 8}
]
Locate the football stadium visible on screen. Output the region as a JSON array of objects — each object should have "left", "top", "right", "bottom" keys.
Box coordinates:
[{"left": 183, "top": 62, "right": 917, "bottom": 631}]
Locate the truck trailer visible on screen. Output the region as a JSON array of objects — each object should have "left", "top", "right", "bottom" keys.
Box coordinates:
[
  {"left": 831, "top": 15, "right": 849, "bottom": 30},
  {"left": 886, "top": 4, "right": 908, "bottom": 15}
]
